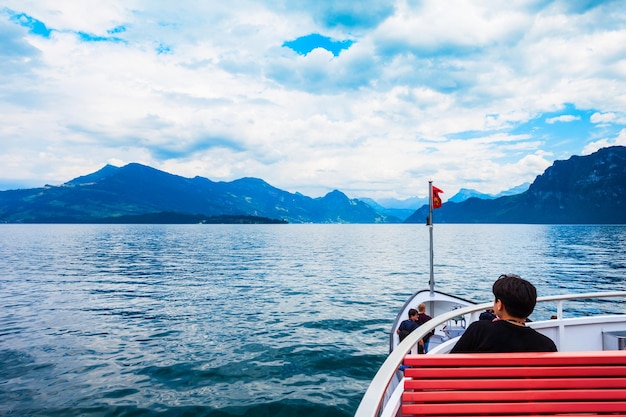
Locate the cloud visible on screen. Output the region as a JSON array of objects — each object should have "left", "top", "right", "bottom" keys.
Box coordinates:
[
  {"left": 591, "top": 112, "right": 617, "bottom": 124},
  {"left": 374, "top": 1, "right": 531, "bottom": 58},
  {"left": 0, "top": 17, "right": 42, "bottom": 75},
  {"left": 288, "top": 0, "right": 395, "bottom": 29},
  {"left": 1, "top": 1, "right": 626, "bottom": 200},
  {"left": 546, "top": 115, "right": 581, "bottom": 124},
  {"left": 75, "top": 31, "right": 126, "bottom": 43},
  {"left": 590, "top": 112, "right": 626, "bottom": 125},
  {"left": 582, "top": 129, "right": 626, "bottom": 155},
  {"left": 7, "top": 10, "right": 52, "bottom": 37}
]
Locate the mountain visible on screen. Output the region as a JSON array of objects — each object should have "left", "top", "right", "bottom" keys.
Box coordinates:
[
  {"left": 448, "top": 188, "right": 493, "bottom": 203},
  {"left": 361, "top": 185, "right": 529, "bottom": 220},
  {"left": 3, "top": 146, "right": 624, "bottom": 224},
  {"left": 405, "top": 146, "right": 626, "bottom": 224},
  {"left": 448, "top": 184, "right": 531, "bottom": 203},
  {"left": 357, "top": 197, "right": 418, "bottom": 221},
  {"left": 0, "top": 163, "right": 398, "bottom": 224},
  {"left": 493, "top": 183, "right": 531, "bottom": 198},
  {"left": 374, "top": 196, "right": 428, "bottom": 209},
  {"left": 65, "top": 163, "right": 120, "bottom": 186}
]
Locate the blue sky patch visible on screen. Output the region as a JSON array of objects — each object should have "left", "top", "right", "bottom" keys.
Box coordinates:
[
  {"left": 283, "top": 33, "right": 354, "bottom": 57},
  {"left": 307, "top": 2, "right": 395, "bottom": 30},
  {"left": 108, "top": 25, "right": 126, "bottom": 35},
  {"left": 156, "top": 43, "right": 172, "bottom": 54},
  {"left": 445, "top": 102, "right": 623, "bottom": 160},
  {"left": 5, "top": 9, "right": 127, "bottom": 44},
  {"left": 8, "top": 11, "right": 51, "bottom": 37},
  {"left": 509, "top": 103, "right": 608, "bottom": 155},
  {"left": 77, "top": 32, "right": 126, "bottom": 44}
]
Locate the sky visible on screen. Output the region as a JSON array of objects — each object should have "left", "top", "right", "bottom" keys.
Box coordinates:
[{"left": 1, "top": 0, "right": 626, "bottom": 202}]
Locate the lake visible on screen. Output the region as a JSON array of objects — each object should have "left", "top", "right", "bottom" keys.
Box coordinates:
[{"left": 1, "top": 224, "right": 625, "bottom": 416}]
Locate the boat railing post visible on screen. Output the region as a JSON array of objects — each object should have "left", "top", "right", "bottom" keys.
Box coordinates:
[{"left": 557, "top": 299, "right": 565, "bottom": 350}]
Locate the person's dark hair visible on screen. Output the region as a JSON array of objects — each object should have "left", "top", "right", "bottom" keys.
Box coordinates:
[
  {"left": 492, "top": 274, "right": 537, "bottom": 318},
  {"left": 408, "top": 308, "right": 418, "bottom": 318}
]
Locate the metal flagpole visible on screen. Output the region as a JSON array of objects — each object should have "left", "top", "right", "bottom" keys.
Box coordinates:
[{"left": 428, "top": 181, "right": 435, "bottom": 296}]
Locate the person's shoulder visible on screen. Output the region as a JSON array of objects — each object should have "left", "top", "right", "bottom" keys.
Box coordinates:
[
  {"left": 463, "top": 318, "right": 495, "bottom": 334},
  {"left": 417, "top": 313, "right": 433, "bottom": 324},
  {"left": 469, "top": 318, "right": 496, "bottom": 328}
]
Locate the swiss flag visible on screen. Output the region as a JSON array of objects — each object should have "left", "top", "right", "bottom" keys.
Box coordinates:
[{"left": 432, "top": 186, "right": 443, "bottom": 209}]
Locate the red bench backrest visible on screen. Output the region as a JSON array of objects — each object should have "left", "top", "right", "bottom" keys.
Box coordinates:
[{"left": 402, "top": 351, "right": 626, "bottom": 416}]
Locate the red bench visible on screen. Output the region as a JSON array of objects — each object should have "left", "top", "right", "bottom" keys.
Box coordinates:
[{"left": 402, "top": 351, "right": 626, "bottom": 416}]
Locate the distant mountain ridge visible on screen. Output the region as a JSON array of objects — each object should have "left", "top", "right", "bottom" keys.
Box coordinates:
[
  {"left": 359, "top": 185, "right": 529, "bottom": 221},
  {"left": 447, "top": 183, "right": 530, "bottom": 203},
  {"left": 363, "top": 183, "right": 529, "bottom": 210},
  {"left": 406, "top": 146, "right": 626, "bottom": 224},
  {"left": 1, "top": 146, "right": 625, "bottom": 224},
  {"left": 66, "top": 163, "right": 120, "bottom": 185},
  {"left": 0, "top": 163, "right": 397, "bottom": 224},
  {"left": 357, "top": 198, "right": 420, "bottom": 221}
]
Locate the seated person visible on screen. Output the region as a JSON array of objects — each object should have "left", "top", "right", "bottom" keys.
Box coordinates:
[
  {"left": 479, "top": 308, "right": 496, "bottom": 321},
  {"left": 397, "top": 308, "right": 419, "bottom": 342},
  {"left": 451, "top": 274, "right": 557, "bottom": 353}
]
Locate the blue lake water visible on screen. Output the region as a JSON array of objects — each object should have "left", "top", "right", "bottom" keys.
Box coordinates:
[{"left": 1, "top": 224, "right": 626, "bottom": 416}]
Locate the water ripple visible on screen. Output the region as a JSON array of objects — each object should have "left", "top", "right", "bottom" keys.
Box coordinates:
[{"left": 1, "top": 224, "right": 625, "bottom": 416}]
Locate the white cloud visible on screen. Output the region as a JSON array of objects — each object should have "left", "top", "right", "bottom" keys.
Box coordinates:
[
  {"left": 582, "top": 129, "right": 626, "bottom": 156},
  {"left": 591, "top": 112, "right": 617, "bottom": 124},
  {"left": 546, "top": 115, "right": 580, "bottom": 124},
  {"left": 590, "top": 112, "right": 626, "bottom": 125},
  {"left": 1, "top": 0, "right": 626, "bottom": 199}
]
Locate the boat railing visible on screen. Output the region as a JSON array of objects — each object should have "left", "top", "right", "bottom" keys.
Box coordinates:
[{"left": 354, "top": 291, "right": 626, "bottom": 417}]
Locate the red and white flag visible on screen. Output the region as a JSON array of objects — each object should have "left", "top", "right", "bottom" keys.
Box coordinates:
[{"left": 432, "top": 186, "right": 443, "bottom": 209}]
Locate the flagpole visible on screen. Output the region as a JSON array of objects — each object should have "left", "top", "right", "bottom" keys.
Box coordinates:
[{"left": 428, "top": 181, "right": 435, "bottom": 296}]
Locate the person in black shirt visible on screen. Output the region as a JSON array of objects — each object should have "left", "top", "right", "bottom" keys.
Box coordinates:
[
  {"left": 451, "top": 274, "right": 557, "bottom": 353},
  {"left": 397, "top": 308, "right": 419, "bottom": 343},
  {"left": 416, "top": 303, "right": 434, "bottom": 353}
]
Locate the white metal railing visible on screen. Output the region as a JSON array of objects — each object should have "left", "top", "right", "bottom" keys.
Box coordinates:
[{"left": 354, "top": 291, "right": 626, "bottom": 417}]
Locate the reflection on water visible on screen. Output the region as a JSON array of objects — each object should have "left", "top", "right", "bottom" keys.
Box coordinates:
[{"left": 1, "top": 224, "right": 625, "bottom": 416}]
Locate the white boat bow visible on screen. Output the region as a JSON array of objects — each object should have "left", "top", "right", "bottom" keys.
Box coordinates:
[{"left": 355, "top": 291, "right": 626, "bottom": 417}]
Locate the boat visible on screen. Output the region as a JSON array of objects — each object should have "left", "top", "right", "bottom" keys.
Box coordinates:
[
  {"left": 356, "top": 182, "right": 626, "bottom": 417},
  {"left": 357, "top": 291, "right": 626, "bottom": 417}
]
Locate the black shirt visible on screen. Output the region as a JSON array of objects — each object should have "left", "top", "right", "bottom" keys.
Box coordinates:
[
  {"left": 450, "top": 319, "right": 557, "bottom": 353},
  {"left": 398, "top": 318, "right": 419, "bottom": 342},
  {"left": 416, "top": 313, "right": 434, "bottom": 341}
]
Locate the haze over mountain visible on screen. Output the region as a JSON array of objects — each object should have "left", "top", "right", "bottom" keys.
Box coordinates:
[
  {"left": 360, "top": 184, "right": 530, "bottom": 221},
  {"left": 0, "top": 146, "right": 624, "bottom": 224},
  {"left": 356, "top": 198, "right": 423, "bottom": 221},
  {"left": 447, "top": 183, "right": 531, "bottom": 203}
]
